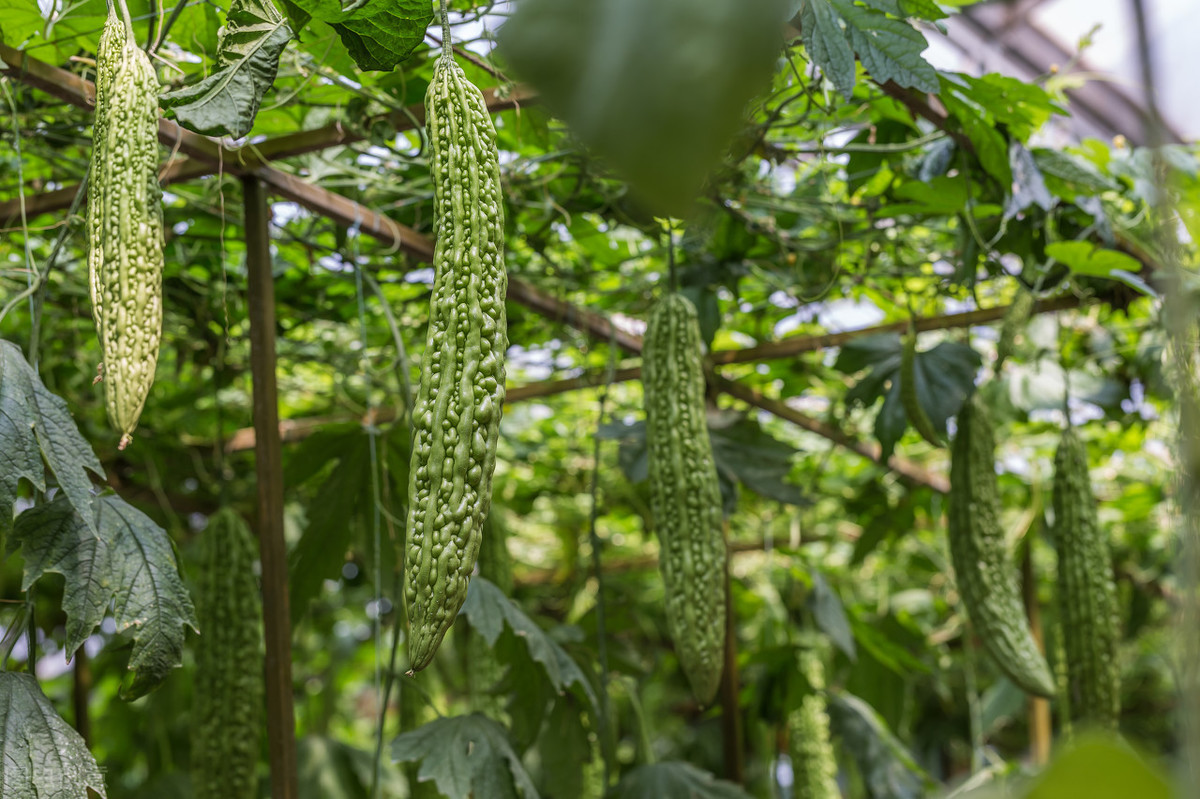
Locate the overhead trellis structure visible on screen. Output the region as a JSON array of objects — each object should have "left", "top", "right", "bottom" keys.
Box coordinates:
[{"left": 0, "top": 18, "right": 1175, "bottom": 796}]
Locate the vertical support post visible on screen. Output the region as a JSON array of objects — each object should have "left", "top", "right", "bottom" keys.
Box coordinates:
[
  {"left": 243, "top": 175, "right": 299, "bottom": 799},
  {"left": 719, "top": 528, "right": 745, "bottom": 783},
  {"left": 1022, "top": 543, "right": 1051, "bottom": 765}
]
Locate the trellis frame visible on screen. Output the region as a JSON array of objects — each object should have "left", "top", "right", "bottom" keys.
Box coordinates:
[{"left": 0, "top": 37, "right": 1127, "bottom": 794}]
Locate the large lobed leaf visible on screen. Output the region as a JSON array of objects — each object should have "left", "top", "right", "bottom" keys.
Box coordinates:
[
  {"left": 799, "top": 0, "right": 938, "bottom": 101},
  {"left": 161, "top": 0, "right": 293, "bottom": 138},
  {"left": 460, "top": 578, "right": 596, "bottom": 708},
  {"left": 391, "top": 714, "right": 539, "bottom": 799},
  {"left": 499, "top": 0, "right": 788, "bottom": 215},
  {"left": 0, "top": 671, "right": 107, "bottom": 798},
  {"left": 10, "top": 493, "right": 198, "bottom": 700},
  {"left": 0, "top": 339, "right": 103, "bottom": 544},
  {"left": 836, "top": 333, "right": 980, "bottom": 460}
]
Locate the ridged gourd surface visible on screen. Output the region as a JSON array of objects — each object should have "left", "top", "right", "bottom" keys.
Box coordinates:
[
  {"left": 405, "top": 49, "right": 507, "bottom": 673},
  {"left": 787, "top": 649, "right": 839, "bottom": 799},
  {"left": 1053, "top": 427, "right": 1120, "bottom": 729},
  {"left": 947, "top": 393, "right": 1056, "bottom": 697},
  {"left": 192, "top": 508, "right": 264, "bottom": 799},
  {"left": 87, "top": 8, "right": 165, "bottom": 450},
  {"left": 643, "top": 293, "right": 726, "bottom": 704}
]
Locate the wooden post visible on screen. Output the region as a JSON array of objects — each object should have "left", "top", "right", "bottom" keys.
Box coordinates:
[
  {"left": 243, "top": 175, "right": 299, "bottom": 799},
  {"left": 1022, "top": 543, "right": 1052, "bottom": 765},
  {"left": 719, "top": 526, "right": 745, "bottom": 783}
]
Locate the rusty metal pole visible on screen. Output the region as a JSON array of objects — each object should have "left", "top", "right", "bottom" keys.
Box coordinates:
[{"left": 243, "top": 175, "right": 299, "bottom": 799}]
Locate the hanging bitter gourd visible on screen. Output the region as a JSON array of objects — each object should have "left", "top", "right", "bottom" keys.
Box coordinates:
[
  {"left": 787, "top": 648, "right": 839, "bottom": 799},
  {"left": 995, "top": 288, "right": 1034, "bottom": 371},
  {"left": 644, "top": 293, "right": 727, "bottom": 704},
  {"left": 192, "top": 508, "right": 264, "bottom": 799},
  {"left": 1053, "top": 426, "right": 1120, "bottom": 729},
  {"left": 947, "top": 393, "right": 1056, "bottom": 697},
  {"left": 404, "top": 39, "right": 508, "bottom": 673},
  {"left": 87, "top": 2, "right": 165, "bottom": 450}
]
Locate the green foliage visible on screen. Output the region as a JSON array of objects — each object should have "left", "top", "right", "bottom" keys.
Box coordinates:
[
  {"left": 10, "top": 492, "right": 197, "bottom": 698},
  {"left": 498, "top": 0, "right": 787, "bottom": 214},
  {"left": 192, "top": 508, "right": 264, "bottom": 799},
  {"left": 405, "top": 44, "right": 508, "bottom": 673},
  {"left": 0, "top": 672, "right": 107, "bottom": 798},
  {"left": 391, "top": 714, "right": 539, "bottom": 799},
  {"left": 827, "top": 692, "right": 932, "bottom": 799},
  {"left": 643, "top": 294, "right": 727, "bottom": 703},
  {"left": 459, "top": 577, "right": 595, "bottom": 706},
  {"left": 837, "top": 333, "right": 979, "bottom": 459},
  {"left": 280, "top": 0, "right": 431, "bottom": 72},
  {"left": 946, "top": 393, "right": 1055, "bottom": 698},
  {"left": 899, "top": 324, "right": 943, "bottom": 447},
  {"left": 160, "top": 0, "right": 292, "bottom": 137},
  {"left": 0, "top": 340, "right": 104, "bottom": 544}
]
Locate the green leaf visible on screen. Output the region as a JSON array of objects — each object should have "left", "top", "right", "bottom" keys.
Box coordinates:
[
  {"left": 1032, "top": 148, "right": 1120, "bottom": 193},
  {"left": 460, "top": 578, "right": 597, "bottom": 707},
  {"left": 709, "top": 416, "right": 806, "bottom": 507},
  {"left": 0, "top": 672, "right": 107, "bottom": 798},
  {"left": 533, "top": 696, "right": 592, "bottom": 798},
  {"left": 607, "top": 761, "right": 753, "bottom": 799},
  {"left": 160, "top": 0, "right": 293, "bottom": 138},
  {"left": 1024, "top": 734, "right": 1171, "bottom": 799},
  {"left": 391, "top": 714, "right": 539, "bottom": 799},
  {"left": 283, "top": 0, "right": 431, "bottom": 72},
  {"left": 288, "top": 423, "right": 409, "bottom": 624},
  {"left": 1004, "top": 140, "right": 1053, "bottom": 220},
  {"left": 800, "top": 0, "right": 858, "bottom": 99},
  {"left": 837, "top": 334, "right": 980, "bottom": 459},
  {"left": 1046, "top": 241, "right": 1142, "bottom": 279},
  {"left": 498, "top": 0, "right": 788, "bottom": 214},
  {"left": 808, "top": 569, "right": 856, "bottom": 661},
  {"left": 11, "top": 493, "right": 198, "bottom": 700},
  {"left": 0, "top": 339, "right": 104, "bottom": 543},
  {"left": 828, "top": 0, "right": 938, "bottom": 94},
  {"left": 828, "top": 691, "right": 932, "bottom": 799}
]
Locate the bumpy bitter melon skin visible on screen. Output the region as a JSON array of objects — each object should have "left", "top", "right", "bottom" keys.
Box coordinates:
[
  {"left": 192, "top": 508, "right": 264, "bottom": 799},
  {"left": 644, "top": 293, "right": 727, "bottom": 704},
  {"left": 405, "top": 47, "right": 508, "bottom": 673},
  {"left": 787, "top": 649, "right": 839, "bottom": 799},
  {"left": 88, "top": 6, "right": 165, "bottom": 450},
  {"left": 995, "top": 288, "right": 1034, "bottom": 371},
  {"left": 947, "top": 393, "right": 1056, "bottom": 697},
  {"left": 1053, "top": 427, "right": 1120, "bottom": 729}
]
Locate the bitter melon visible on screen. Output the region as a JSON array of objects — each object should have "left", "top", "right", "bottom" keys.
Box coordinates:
[
  {"left": 644, "top": 293, "right": 727, "bottom": 704},
  {"left": 947, "top": 393, "right": 1056, "bottom": 697},
  {"left": 192, "top": 508, "right": 264, "bottom": 799},
  {"left": 88, "top": 2, "right": 165, "bottom": 450},
  {"left": 995, "top": 288, "right": 1034, "bottom": 371},
  {"left": 404, "top": 37, "right": 508, "bottom": 673},
  {"left": 1053, "top": 426, "right": 1120, "bottom": 729},
  {"left": 787, "top": 648, "right": 839, "bottom": 799}
]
